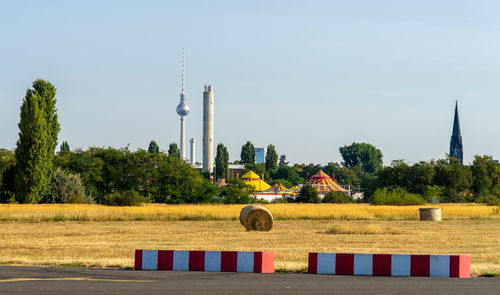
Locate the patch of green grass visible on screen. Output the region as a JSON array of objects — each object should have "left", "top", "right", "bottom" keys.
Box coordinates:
[
  {"left": 0, "top": 260, "right": 23, "bottom": 265},
  {"left": 481, "top": 271, "right": 500, "bottom": 277},
  {"left": 275, "top": 216, "right": 370, "bottom": 221},
  {"left": 274, "top": 267, "right": 308, "bottom": 273},
  {"left": 59, "top": 263, "right": 86, "bottom": 268},
  {"left": 43, "top": 215, "right": 70, "bottom": 222}
]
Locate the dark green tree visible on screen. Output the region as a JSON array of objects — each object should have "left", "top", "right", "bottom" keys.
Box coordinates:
[
  {"left": 407, "top": 161, "right": 435, "bottom": 194},
  {"left": 168, "top": 143, "right": 180, "bottom": 159},
  {"left": 215, "top": 143, "right": 229, "bottom": 179},
  {"left": 53, "top": 147, "right": 219, "bottom": 204},
  {"left": 295, "top": 184, "right": 320, "bottom": 203},
  {"left": 272, "top": 166, "right": 304, "bottom": 185},
  {"left": 60, "top": 141, "right": 70, "bottom": 152},
  {"left": 14, "top": 79, "right": 60, "bottom": 203},
  {"left": 322, "top": 191, "right": 353, "bottom": 203},
  {"left": 265, "top": 144, "right": 278, "bottom": 172},
  {"left": 278, "top": 154, "right": 289, "bottom": 167},
  {"left": 218, "top": 178, "right": 255, "bottom": 204},
  {"left": 470, "top": 155, "right": 500, "bottom": 197},
  {"left": 240, "top": 141, "right": 255, "bottom": 164},
  {"left": 0, "top": 165, "right": 16, "bottom": 203},
  {"left": 377, "top": 160, "right": 411, "bottom": 189},
  {"left": 148, "top": 140, "right": 160, "bottom": 154},
  {"left": 0, "top": 149, "right": 16, "bottom": 203},
  {"left": 0, "top": 149, "right": 15, "bottom": 183},
  {"left": 339, "top": 142, "right": 383, "bottom": 173},
  {"left": 434, "top": 157, "right": 472, "bottom": 202},
  {"left": 293, "top": 163, "right": 322, "bottom": 181}
]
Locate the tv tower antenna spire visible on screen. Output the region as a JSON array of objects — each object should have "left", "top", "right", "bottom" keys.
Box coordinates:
[{"left": 181, "top": 47, "right": 185, "bottom": 94}]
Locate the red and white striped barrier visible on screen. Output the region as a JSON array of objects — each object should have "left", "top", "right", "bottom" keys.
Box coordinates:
[
  {"left": 135, "top": 250, "right": 274, "bottom": 273},
  {"left": 308, "top": 253, "right": 470, "bottom": 278}
]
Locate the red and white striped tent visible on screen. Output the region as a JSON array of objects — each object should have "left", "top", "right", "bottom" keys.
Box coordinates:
[
  {"left": 264, "top": 183, "right": 289, "bottom": 194},
  {"left": 307, "top": 170, "right": 348, "bottom": 194}
]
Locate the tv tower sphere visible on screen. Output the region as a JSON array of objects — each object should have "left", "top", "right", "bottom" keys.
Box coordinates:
[{"left": 176, "top": 100, "right": 190, "bottom": 116}]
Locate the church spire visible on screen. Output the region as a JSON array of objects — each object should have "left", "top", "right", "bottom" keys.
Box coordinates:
[{"left": 450, "top": 101, "right": 463, "bottom": 164}]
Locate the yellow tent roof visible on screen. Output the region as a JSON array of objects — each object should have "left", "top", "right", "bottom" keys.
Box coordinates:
[
  {"left": 241, "top": 170, "right": 261, "bottom": 180},
  {"left": 240, "top": 170, "right": 271, "bottom": 192}
]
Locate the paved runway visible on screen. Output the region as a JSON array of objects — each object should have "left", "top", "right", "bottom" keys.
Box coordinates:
[{"left": 0, "top": 266, "right": 498, "bottom": 295}]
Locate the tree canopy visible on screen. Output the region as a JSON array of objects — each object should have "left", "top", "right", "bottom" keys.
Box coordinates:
[
  {"left": 265, "top": 144, "right": 278, "bottom": 172},
  {"left": 215, "top": 143, "right": 229, "bottom": 179},
  {"left": 278, "top": 154, "right": 289, "bottom": 167},
  {"left": 240, "top": 141, "right": 255, "bottom": 164},
  {"left": 60, "top": 141, "right": 70, "bottom": 152},
  {"left": 339, "top": 142, "right": 383, "bottom": 173},
  {"left": 148, "top": 140, "right": 160, "bottom": 154},
  {"left": 168, "top": 143, "right": 180, "bottom": 159}
]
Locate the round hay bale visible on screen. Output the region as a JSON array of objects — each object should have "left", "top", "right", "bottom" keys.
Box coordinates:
[
  {"left": 419, "top": 208, "right": 441, "bottom": 221},
  {"left": 239, "top": 204, "right": 274, "bottom": 231}
]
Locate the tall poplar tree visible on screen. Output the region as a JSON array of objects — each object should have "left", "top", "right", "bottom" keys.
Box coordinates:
[
  {"left": 215, "top": 143, "right": 229, "bottom": 179},
  {"left": 265, "top": 144, "right": 278, "bottom": 172},
  {"left": 168, "top": 143, "right": 180, "bottom": 159},
  {"left": 240, "top": 141, "right": 255, "bottom": 164},
  {"left": 279, "top": 154, "right": 289, "bottom": 167},
  {"left": 15, "top": 79, "right": 60, "bottom": 203},
  {"left": 148, "top": 140, "right": 160, "bottom": 154},
  {"left": 60, "top": 141, "right": 70, "bottom": 152}
]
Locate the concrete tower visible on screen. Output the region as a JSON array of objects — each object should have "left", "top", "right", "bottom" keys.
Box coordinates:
[
  {"left": 189, "top": 138, "right": 195, "bottom": 166},
  {"left": 202, "top": 85, "right": 214, "bottom": 176},
  {"left": 176, "top": 49, "right": 189, "bottom": 160}
]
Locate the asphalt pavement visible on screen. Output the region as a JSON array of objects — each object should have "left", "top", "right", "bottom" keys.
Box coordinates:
[{"left": 0, "top": 266, "right": 498, "bottom": 295}]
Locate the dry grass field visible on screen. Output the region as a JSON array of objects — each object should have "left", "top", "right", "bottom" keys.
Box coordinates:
[
  {"left": 0, "top": 203, "right": 498, "bottom": 221},
  {"left": 0, "top": 204, "right": 499, "bottom": 277}
]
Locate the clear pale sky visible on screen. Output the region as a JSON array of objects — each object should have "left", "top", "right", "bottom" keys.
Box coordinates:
[{"left": 1, "top": 0, "right": 499, "bottom": 165}]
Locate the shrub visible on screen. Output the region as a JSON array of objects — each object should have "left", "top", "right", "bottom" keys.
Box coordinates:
[
  {"left": 422, "top": 185, "right": 444, "bottom": 203},
  {"left": 295, "top": 184, "right": 321, "bottom": 203},
  {"left": 104, "top": 190, "right": 149, "bottom": 206},
  {"left": 0, "top": 165, "right": 16, "bottom": 203},
  {"left": 322, "top": 191, "right": 353, "bottom": 203},
  {"left": 371, "top": 187, "right": 426, "bottom": 205},
  {"left": 218, "top": 179, "right": 256, "bottom": 204},
  {"left": 271, "top": 197, "right": 289, "bottom": 204},
  {"left": 43, "top": 168, "right": 92, "bottom": 204},
  {"left": 483, "top": 196, "right": 500, "bottom": 206}
]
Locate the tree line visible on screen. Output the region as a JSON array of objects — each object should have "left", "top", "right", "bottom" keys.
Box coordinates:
[
  {"left": 1, "top": 79, "right": 499, "bottom": 205},
  {"left": 212, "top": 140, "right": 500, "bottom": 205}
]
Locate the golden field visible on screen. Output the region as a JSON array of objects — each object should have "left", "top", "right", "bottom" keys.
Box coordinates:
[
  {"left": 0, "top": 203, "right": 498, "bottom": 221},
  {"left": 0, "top": 204, "right": 498, "bottom": 276},
  {"left": 0, "top": 220, "right": 499, "bottom": 276}
]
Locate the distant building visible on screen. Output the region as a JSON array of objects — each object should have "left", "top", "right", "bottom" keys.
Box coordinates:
[
  {"left": 494, "top": 160, "right": 499, "bottom": 164},
  {"left": 193, "top": 163, "right": 244, "bottom": 180},
  {"left": 255, "top": 147, "right": 265, "bottom": 164},
  {"left": 450, "top": 101, "right": 463, "bottom": 164},
  {"left": 228, "top": 164, "right": 245, "bottom": 179}
]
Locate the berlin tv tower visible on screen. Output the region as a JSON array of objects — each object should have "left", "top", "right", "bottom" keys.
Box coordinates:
[{"left": 176, "top": 48, "right": 190, "bottom": 160}]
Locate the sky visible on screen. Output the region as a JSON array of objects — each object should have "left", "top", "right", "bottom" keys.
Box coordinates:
[{"left": 1, "top": 0, "right": 499, "bottom": 165}]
